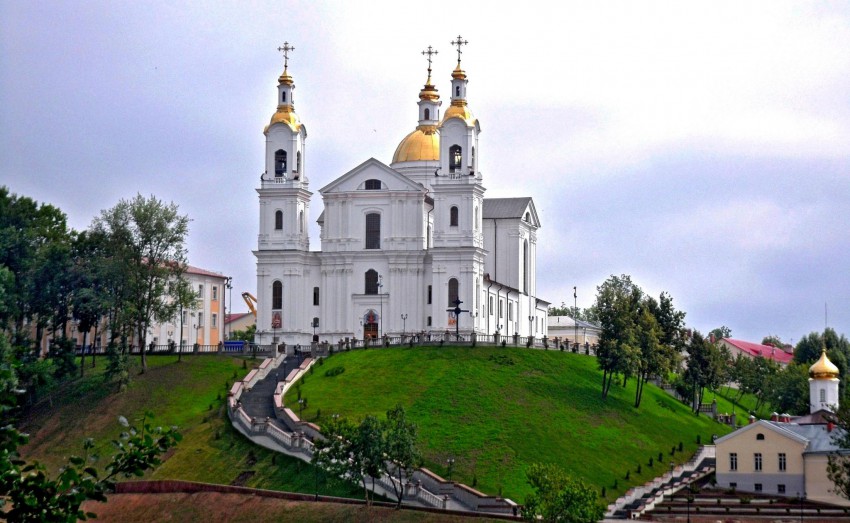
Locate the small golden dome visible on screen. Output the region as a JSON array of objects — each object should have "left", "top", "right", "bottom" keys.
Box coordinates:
[
  {"left": 441, "top": 102, "right": 477, "bottom": 127},
  {"left": 264, "top": 104, "right": 301, "bottom": 134},
  {"left": 278, "top": 68, "right": 294, "bottom": 86},
  {"left": 419, "top": 79, "right": 439, "bottom": 101},
  {"left": 451, "top": 63, "right": 466, "bottom": 80},
  {"left": 810, "top": 350, "right": 840, "bottom": 379},
  {"left": 392, "top": 126, "right": 439, "bottom": 163}
]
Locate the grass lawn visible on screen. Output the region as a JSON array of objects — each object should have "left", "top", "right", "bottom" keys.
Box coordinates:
[
  {"left": 19, "top": 354, "right": 363, "bottom": 500},
  {"left": 285, "top": 347, "right": 734, "bottom": 503}
]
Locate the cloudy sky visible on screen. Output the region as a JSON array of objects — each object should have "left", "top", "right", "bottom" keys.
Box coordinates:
[{"left": 2, "top": 1, "right": 849, "bottom": 344}]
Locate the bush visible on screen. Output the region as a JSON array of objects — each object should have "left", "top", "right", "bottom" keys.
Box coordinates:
[
  {"left": 649, "top": 457, "right": 654, "bottom": 467},
  {"left": 696, "top": 434, "right": 701, "bottom": 444},
  {"left": 324, "top": 366, "right": 345, "bottom": 377},
  {"left": 625, "top": 471, "right": 630, "bottom": 480},
  {"left": 637, "top": 464, "right": 641, "bottom": 474},
  {"left": 678, "top": 441, "right": 683, "bottom": 451}
]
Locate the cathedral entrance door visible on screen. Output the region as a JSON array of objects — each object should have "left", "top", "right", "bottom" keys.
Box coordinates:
[{"left": 364, "top": 322, "right": 378, "bottom": 339}]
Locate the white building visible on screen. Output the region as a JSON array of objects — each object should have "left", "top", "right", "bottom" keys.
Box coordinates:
[{"left": 254, "top": 45, "right": 549, "bottom": 346}]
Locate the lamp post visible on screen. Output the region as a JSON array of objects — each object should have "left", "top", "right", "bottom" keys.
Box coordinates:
[
  {"left": 798, "top": 492, "right": 805, "bottom": 522},
  {"left": 311, "top": 318, "right": 318, "bottom": 339},
  {"left": 528, "top": 315, "right": 534, "bottom": 338},
  {"left": 378, "top": 275, "right": 384, "bottom": 337},
  {"left": 573, "top": 286, "right": 578, "bottom": 351},
  {"left": 401, "top": 313, "right": 408, "bottom": 335},
  {"left": 224, "top": 276, "right": 233, "bottom": 340},
  {"left": 446, "top": 457, "right": 455, "bottom": 481}
]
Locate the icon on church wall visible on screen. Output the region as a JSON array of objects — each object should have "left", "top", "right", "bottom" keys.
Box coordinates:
[{"left": 271, "top": 311, "right": 282, "bottom": 329}]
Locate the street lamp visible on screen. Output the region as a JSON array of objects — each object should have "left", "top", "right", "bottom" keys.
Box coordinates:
[
  {"left": 401, "top": 313, "right": 408, "bottom": 335},
  {"left": 573, "top": 286, "right": 578, "bottom": 351},
  {"left": 446, "top": 457, "right": 455, "bottom": 481},
  {"left": 224, "top": 276, "right": 233, "bottom": 340},
  {"left": 311, "top": 318, "right": 318, "bottom": 339},
  {"left": 528, "top": 315, "right": 534, "bottom": 337},
  {"left": 798, "top": 492, "right": 805, "bottom": 522}
]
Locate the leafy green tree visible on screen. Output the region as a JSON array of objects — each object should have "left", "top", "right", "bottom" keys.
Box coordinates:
[
  {"left": 765, "top": 363, "right": 810, "bottom": 415},
  {"left": 595, "top": 275, "right": 643, "bottom": 398},
  {"left": 683, "top": 331, "right": 726, "bottom": 411},
  {"left": 633, "top": 304, "right": 676, "bottom": 408},
  {"left": 229, "top": 324, "right": 256, "bottom": 342},
  {"left": 0, "top": 411, "right": 181, "bottom": 522},
  {"left": 761, "top": 335, "right": 785, "bottom": 348},
  {"left": 313, "top": 415, "right": 382, "bottom": 507},
  {"left": 548, "top": 304, "right": 599, "bottom": 325},
  {"left": 709, "top": 326, "right": 732, "bottom": 341},
  {"left": 91, "top": 194, "right": 189, "bottom": 373},
  {"left": 382, "top": 404, "right": 422, "bottom": 508},
  {"left": 521, "top": 463, "right": 605, "bottom": 523}
]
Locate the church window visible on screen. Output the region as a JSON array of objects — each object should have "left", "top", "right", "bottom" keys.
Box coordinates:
[
  {"left": 275, "top": 210, "right": 283, "bottom": 230},
  {"left": 296, "top": 151, "right": 302, "bottom": 173},
  {"left": 299, "top": 210, "right": 304, "bottom": 233},
  {"left": 471, "top": 147, "right": 475, "bottom": 170},
  {"left": 427, "top": 316, "right": 432, "bottom": 326},
  {"left": 313, "top": 287, "right": 319, "bottom": 306},
  {"left": 524, "top": 212, "right": 530, "bottom": 222},
  {"left": 365, "top": 213, "right": 381, "bottom": 249},
  {"left": 474, "top": 206, "right": 478, "bottom": 230},
  {"left": 282, "top": 91, "right": 286, "bottom": 102},
  {"left": 455, "top": 85, "right": 460, "bottom": 97},
  {"left": 489, "top": 296, "right": 494, "bottom": 315},
  {"left": 427, "top": 285, "right": 432, "bottom": 304},
  {"left": 272, "top": 281, "right": 282, "bottom": 310},
  {"left": 365, "top": 179, "right": 382, "bottom": 190},
  {"left": 450, "top": 206, "right": 459, "bottom": 227},
  {"left": 365, "top": 270, "right": 379, "bottom": 295},
  {"left": 499, "top": 299, "right": 504, "bottom": 319},
  {"left": 756, "top": 433, "right": 765, "bottom": 440},
  {"left": 729, "top": 453, "right": 737, "bottom": 471},
  {"left": 820, "top": 389, "right": 826, "bottom": 403},
  {"left": 449, "top": 145, "right": 462, "bottom": 173},
  {"left": 424, "top": 108, "right": 430, "bottom": 120},
  {"left": 448, "top": 278, "right": 459, "bottom": 307},
  {"left": 754, "top": 453, "right": 762, "bottom": 471},
  {"left": 779, "top": 453, "right": 786, "bottom": 471},
  {"left": 275, "top": 150, "right": 287, "bottom": 177},
  {"left": 508, "top": 302, "right": 513, "bottom": 321},
  {"left": 523, "top": 240, "right": 529, "bottom": 292}
]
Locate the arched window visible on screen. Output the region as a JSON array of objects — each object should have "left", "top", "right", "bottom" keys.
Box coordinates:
[
  {"left": 365, "top": 270, "right": 379, "bottom": 295},
  {"left": 474, "top": 206, "right": 479, "bottom": 230},
  {"left": 364, "top": 179, "right": 381, "bottom": 190},
  {"left": 275, "top": 210, "right": 283, "bottom": 230},
  {"left": 455, "top": 85, "right": 460, "bottom": 97},
  {"left": 282, "top": 91, "right": 287, "bottom": 103},
  {"left": 524, "top": 212, "right": 530, "bottom": 222},
  {"left": 756, "top": 433, "right": 765, "bottom": 441},
  {"left": 448, "top": 278, "right": 459, "bottom": 307},
  {"left": 450, "top": 206, "right": 459, "bottom": 227},
  {"left": 272, "top": 281, "right": 282, "bottom": 310},
  {"left": 449, "top": 145, "right": 462, "bottom": 173},
  {"left": 275, "top": 150, "right": 287, "bottom": 177},
  {"left": 296, "top": 151, "right": 302, "bottom": 173},
  {"left": 820, "top": 389, "right": 826, "bottom": 403},
  {"left": 424, "top": 108, "right": 430, "bottom": 120},
  {"left": 523, "top": 240, "right": 529, "bottom": 292},
  {"left": 365, "top": 213, "right": 381, "bottom": 249}
]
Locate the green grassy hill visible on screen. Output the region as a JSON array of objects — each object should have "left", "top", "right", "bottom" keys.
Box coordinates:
[
  {"left": 19, "top": 355, "right": 362, "bottom": 499},
  {"left": 286, "top": 347, "right": 734, "bottom": 502}
]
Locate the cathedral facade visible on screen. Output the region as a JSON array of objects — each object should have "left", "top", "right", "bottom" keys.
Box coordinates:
[{"left": 254, "top": 44, "right": 549, "bottom": 346}]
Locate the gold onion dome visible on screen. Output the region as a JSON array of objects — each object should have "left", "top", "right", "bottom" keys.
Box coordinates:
[
  {"left": 278, "top": 68, "right": 294, "bottom": 86},
  {"left": 442, "top": 103, "right": 476, "bottom": 126},
  {"left": 451, "top": 63, "right": 467, "bottom": 80},
  {"left": 420, "top": 77, "right": 439, "bottom": 101},
  {"left": 265, "top": 105, "right": 301, "bottom": 134},
  {"left": 393, "top": 125, "right": 439, "bottom": 163},
  {"left": 810, "top": 350, "right": 840, "bottom": 379}
]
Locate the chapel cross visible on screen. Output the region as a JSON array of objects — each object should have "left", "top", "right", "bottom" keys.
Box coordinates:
[
  {"left": 421, "top": 45, "right": 438, "bottom": 76},
  {"left": 446, "top": 298, "right": 470, "bottom": 339},
  {"left": 277, "top": 42, "right": 295, "bottom": 69},
  {"left": 450, "top": 35, "right": 468, "bottom": 63}
]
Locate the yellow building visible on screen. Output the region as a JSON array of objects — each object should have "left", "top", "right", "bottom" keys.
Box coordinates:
[{"left": 715, "top": 350, "right": 849, "bottom": 506}]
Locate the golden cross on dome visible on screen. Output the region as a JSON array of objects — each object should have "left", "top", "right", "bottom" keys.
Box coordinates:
[
  {"left": 421, "top": 45, "right": 438, "bottom": 77},
  {"left": 277, "top": 42, "right": 295, "bottom": 69},
  {"left": 450, "top": 35, "right": 468, "bottom": 63}
]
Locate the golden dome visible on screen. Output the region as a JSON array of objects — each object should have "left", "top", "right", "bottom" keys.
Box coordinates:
[
  {"left": 264, "top": 104, "right": 301, "bottom": 134},
  {"left": 419, "top": 79, "right": 439, "bottom": 101},
  {"left": 451, "top": 63, "right": 467, "bottom": 80},
  {"left": 392, "top": 125, "right": 439, "bottom": 163},
  {"left": 278, "top": 68, "right": 294, "bottom": 86},
  {"left": 441, "top": 102, "right": 477, "bottom": 127},
  {"left": 810, "top": 350, "right": 840, "bottom": 379}
]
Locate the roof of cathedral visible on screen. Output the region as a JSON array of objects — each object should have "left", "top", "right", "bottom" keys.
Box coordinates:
[
  {"left": 483, "top": 198, "right": 534, "bottom": 219},
  {"left": 722, "top": 338, "right": 794, "bottom": 365},
  {"left": 392, "top": 126, "right": 440, "bottom": 163}
]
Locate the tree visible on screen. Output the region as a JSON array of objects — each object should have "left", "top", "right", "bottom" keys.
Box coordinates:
[
  {"left": 382, "top": 404, "right": 422, "bottom": 508},
  {"left": 91, "top": 194, "right": 189, "bottom": 373},
  {"left": 312, "top": 415, "right": 382, "bottom": 507},
  {"left": 229, "top": 324, "right": 256, "bottom": 342},
  {"left": 709, "top": 326, "right": 732, "bottom": 342},
  {"left": 761, "top": 335, "right": 785, "bottom": 348},
  {"left": 683, "top": 331, "right": 726, "bottom": 411},
  {"left": 0, "top": 410, "right": 181, "bottom": 522},
  {"left": 595, "top": 275, "right": 643, "bottom": 398},
  {"left": 765, "top": 363, "right": 810, "bottom": 415},
  {"left": 521, "top": 463, "right": 604, "bottom": 523}
]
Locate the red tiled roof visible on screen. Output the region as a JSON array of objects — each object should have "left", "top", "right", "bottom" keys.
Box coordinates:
[
  {"left": 723, "top": 338, "right": 794, "bottom": 364},
  {"left": 186, "top": 265, "right": 227, "bottom": 279},
  {"left": 225, "top": 312, "right": 252, "bottom": 323}
]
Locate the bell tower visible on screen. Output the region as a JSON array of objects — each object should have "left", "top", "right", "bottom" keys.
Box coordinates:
[{"left": 257, "top": 42, "right": 310, "bottom": 252}]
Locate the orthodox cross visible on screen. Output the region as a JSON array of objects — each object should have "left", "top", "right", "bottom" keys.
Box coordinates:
[
  {"left": 450, "top": 35, "right": 468, "bottom": 63},
  {"left": 277, "top": 42, "right": 295, "bottom": 69},
  {"left": 446, "top": 298, "right": 469, "bottom": 339},
  {"left": 421, "top": 45, "right": 438, "bottom": 77}
]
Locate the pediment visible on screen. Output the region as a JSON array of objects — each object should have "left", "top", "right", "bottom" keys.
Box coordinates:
[{"left": 319, "top": 158, "right": 425, "bottom": 195}]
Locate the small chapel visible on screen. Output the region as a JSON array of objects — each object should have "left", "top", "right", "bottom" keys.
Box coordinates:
[{"left": 253, "top": 40, "right": 549, "bottom": 346}]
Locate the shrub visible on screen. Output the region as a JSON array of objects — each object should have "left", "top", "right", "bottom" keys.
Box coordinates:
[
  {"left": 649, "top": 457, "right": 654, "bottom": 467},
  {"left": 658, "top": 452, "right": 663, "bottom": 462},
  {"left": 601, "top": 487, "right": 606, "bottom": 497},
  {"left": 637, "top": 464, "right": 641, "bottom": 474},
  {"left": 625, "top": 471, "right": 630, "bottom": 479},
  {"left": 696, "top": 434, "right": 701, "bottom": 445},
  {"left": 325, "top": 366, "right": 345, "bottom": 377},
  {"left": 309, "top": 366, "right": 314, "bottom": 375},
  {"left": 319, "top": 357, "right": 324, "bottom": 366},
  {"left": 678, "top": 441, "right": 683, "bottom": 452}
]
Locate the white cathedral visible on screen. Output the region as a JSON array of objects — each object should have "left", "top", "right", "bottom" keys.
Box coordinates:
[{"left": 254, "top": 42, "right": 549, "bottom": 346}]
